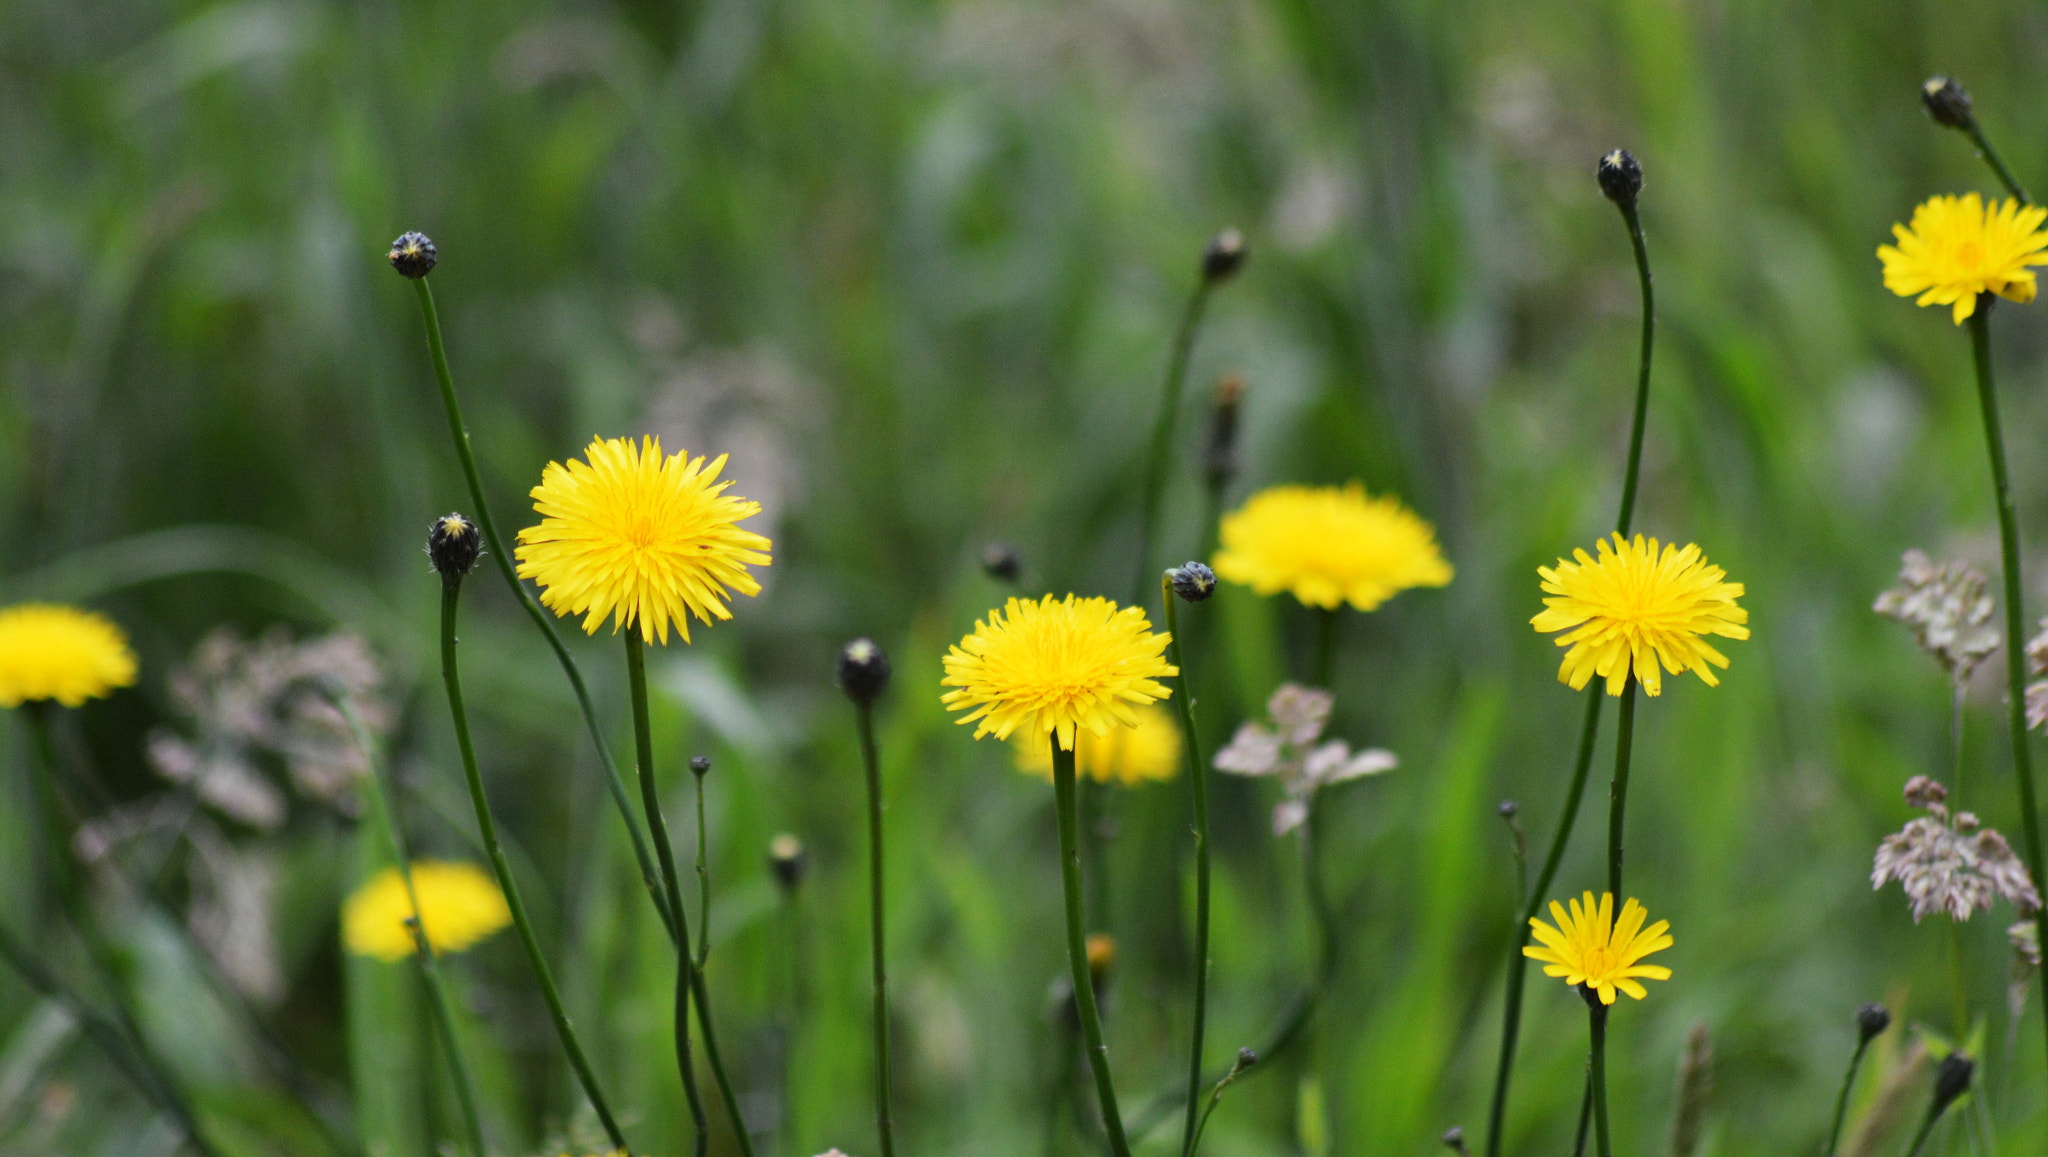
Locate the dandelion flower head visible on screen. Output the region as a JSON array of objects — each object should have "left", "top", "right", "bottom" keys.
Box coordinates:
[
  {"left": 0, "top": 604, "right": 138, "bottom": 708},
  {"left": 941, "top": 594, "right": 1175, "bottom": 751},
  {"left": 1523, "top": 891, "right": 1673, "bottom": 1005},
  {"left": 1013, "top": 703, "right": 1181, "bottom": 786},
  {"left": 1879, "top": 193, "right": 2048, "bottom": 324},
  {"left": 515, "top": 436, "right": 772, "bottom": 645},
  {"left": 343, "top": 861, "right": 512, "bottom": 962},
  {"left": 1212, "top": 483, "right": 1453, "bottom": 611},
  {"left": 1532, "top": 533, "right": 1748, "bottom": 697}
]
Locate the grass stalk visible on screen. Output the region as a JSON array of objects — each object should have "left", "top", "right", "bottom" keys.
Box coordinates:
[
  {"left": 854, "top": 698, "right": 897, "bottom": 1157},
  {"left": 1053, "top": 739, "right": 1133, "bottom": 1157},
  {"left": 1159, "top": 576, "right": 1212, "bottom": 1157}
]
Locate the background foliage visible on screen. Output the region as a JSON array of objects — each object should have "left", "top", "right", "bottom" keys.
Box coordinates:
[{"left": 7, "top": 0, "right": 2048, "bottom": 1153}]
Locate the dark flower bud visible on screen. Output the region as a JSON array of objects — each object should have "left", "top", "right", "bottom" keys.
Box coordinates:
[
  {"left": 690, "top": 754, "right": 711, "bottom": 779},
  {"left": 767, "top": 833, "right": 807, "bottom": 890},
  {"left": 838, "top": 638, "right": 891, "bottom": 704},
  {"left": 1441, "top": 1127, "right": 1468, "bottom": 1155},
  {"left": 1236, "top": 1046, "right": 1258, "bottom": 1070},
  {"left": 1931, "top": 1051, "right": 1975, "bottom": 1114},
  {"left": 1497, "top": 800, "right": 1519, "bottom": 818},
  {"left": 981, "top": 542, "right": 1022, "bottom": 583},
  {"left": 427, "top": 513, "right": 482, "bottom": 583},
  {"left": 1596, "top": 150, "right": 1643, "bottom": 209},
  {"left": 1922, "top": 76, "right": 1974, "bottom": 131},
  {"left": 1856, "top": 1002, "right": 1891, "bottom": 1044},
  {"left": 1168, "top": 562, "right": 1217, "bottom": 603},
  {"left": 388, "top": 231, "right": 438, "bottom": 279},
  {"left": 1202, "top": 228, "right": 1246, "bottom": 282},
  {"left": 1204, "top": 375, "right": 1244, "bottom": 489}
]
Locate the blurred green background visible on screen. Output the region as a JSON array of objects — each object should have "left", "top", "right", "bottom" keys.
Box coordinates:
[{"left": 8, "top": 0, "right": 2048, "bottom": 1153}]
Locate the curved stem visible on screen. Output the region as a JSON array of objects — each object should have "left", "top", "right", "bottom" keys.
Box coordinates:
[
  {"left": 1613, "top": 202, "right": 1655, "bottom": 538},
  {"left": 408, "top": 277, "right": 675, "bottom": 947},
  {"left": 439, "top": 582, "right": 628, "bottom": 1150},
  {"left": 855, "top": 700, "right": 897, "bottom": 1157},
  {"left": 1607, "top": 680, "right": 1637, "bottom": 897},
  {"left": 1964, "top": 122, "right": 2030, "bottom": 204},
  {"left": 1586, "top": 997, "right": 1611, "bottom": 1157},
  {"left": 1161, "top": 581, "right": 1213, "bottom": 1157},
  {"left": 1053, "top": 740, "right": 1133, "bottom": 1157},
  {"left": 1966, "top": 302, "right": 2048, "bottom": 1085},
  {"left": 1823, "top": 1038, "right": 1872, "bottom": 1157},
  {"left": 1131, "top": 281, "right": 1214, "bottom": 608},
  {"left": 622, "top": 634, "right": 712, "bottom": 1157}
]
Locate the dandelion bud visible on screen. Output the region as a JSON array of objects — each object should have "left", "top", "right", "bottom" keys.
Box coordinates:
[
  {"left": 838, "top": 638, "right": 891, "bottom": 704},
  {"left": 388, "top": 231, "right": 438, "bottom": 279},
  {"left": 1856, "top": 1002, "right": 1892, "bottom": 1043},
  {"left": 1931, "top": 1051, "right": 1975, "bottom": 1114},
  {"left": 1202, "top": 228, "right": 1247, "bottom": 282},
  {"left": 1596, "top": 149, "right": 1643, "bottom": 209},
  {"left": 767, "top": 833, "right": 808, "bottom": 890},
  {"left": 1204, "top": 374, "right": 1244, "bottom": 489},
  {"left": 1169, "top": 561, "right": 1217, "bottom": 603},
  {"left": 1922, "top": 76, "right": 1974, "bottom": 131},
  {"left": 1235, "top": 1046, "right": 1258, "bottom": 1070},
  {"left": 427, "top": 513, "right": 482, "bottom": 584},
  {"left": 981, "top": 542, "right": 1022, "bottom": 583},
  {"left": 1440, "top": 1127, "right": 1468, "bottom": 1155},
  {"left": 1497, "top": 800, "right": 1519, "bottom": 818},
  {"left": 690, "top": 754, "right": 711, "bottom": 779}
]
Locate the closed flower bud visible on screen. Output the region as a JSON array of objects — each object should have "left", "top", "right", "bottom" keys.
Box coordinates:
[
  {"left": 981, "top": 542, "right": 1022, "bottom": 583},
  {"left": 388, "top": 231, "right": 438, "bottom": 279},
  {"left": 1202, "top": 228, "right": 1247, "bottom": 282},
  {"left": 1169, "top": 561, "right": 1217, "bottom": 603},
  {"left": 1922, "top": 76, "right": 1974, "bottom": 131},
  {"left": 1440, "top": 1127, "right": 1468, "bottom": 1155},
  {"left": 838, "top": 638, "right": 891, "bottom": 704},
  {"left": 1931, "top": 1051, "right": 1974, "bottom": 1114},
  {"left": 1235, "top": 1046, "right": 1258, "bottom": 1070},
  {"left": 1498, "top": 800, "right": 1519, "bottom": 818},
  {"left": 1856, "top": 1002, "right": 1892, "bottom": 1043},
  {"left": 690, "top": 754, "right": 711, "bottom": 778},
  {"left": 427, "top": 513, "right": 482, "bottom": 583},
  {"left": 767, "top": 833, "right": 808, "bottom": 890},
  {"left": 1597, "top": 149, "right": 1643, "bottom": 209}
]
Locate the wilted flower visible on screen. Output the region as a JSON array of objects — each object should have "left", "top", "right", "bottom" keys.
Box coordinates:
[
  {"left": 1872, "top": 775, "right": 2041, "bottom": 921},
  {"left": 1875, "top": 550, "right": 2000, "bottom": 682},
  {"left": 1214, "top": 683, "right": 1395, "bottom": 834}
]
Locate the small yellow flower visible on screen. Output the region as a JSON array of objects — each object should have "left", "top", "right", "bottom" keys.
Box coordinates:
[
  {"left": 1531, "top": 533, "right": 1748, "bottom": 697},
  {"left": 1212, "top": 483, "right": 1452, "bottom": 611},
  {"left": 0, "top": 604, "right": 137, "bottom": 708},
  {"left": 941, "top": 595, "right": 1176, "bottom": 751},
  {"left": 343, "top": 861, "right": 512, "bottom": 963},
  {"left": 1879, "top": 193, "right": 2048, "bottom": 324},
  {"left": 1523, "top": 891, "right": 1673, "bottom": 1005},
  {"left": 1013, "top": 703, "right": 1182, "bottom": 786},
  {"left": 515, "top": 435, "right": 772, "bottom": 645}
]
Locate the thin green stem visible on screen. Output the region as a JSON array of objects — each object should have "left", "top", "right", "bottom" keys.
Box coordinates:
[
  {"left": 1131, "top": 281, "right": 1214, "bottom": 608},
  {"left": 439, "top": 581, "right": 628, "bottom": 1150},
  {"left": 24, "top": 709, "right": 221, "bottom": 1157},
  {"left": 1966, "top": 301, "right": 2048, "bottom": 1084},
  {"left": 1606, "top": 679, "right": 1637, "bottom": 897},
  {"left": 1613, "top": 202, "right": 1655, "bottom": 538},
  {"left": 1161, "top": 579, "right": 1212, "bottom": 1157},
  {"left": 1312, "top": 608, "right": 1338, "bottom": 689},
  {"left": 1823, "top": 1038, "right": 1872, "bottom": 1157},
  {"left": 854, "top": 700, "right": 897, "bottom": 1157},
  {"left": 622, "top": 633, "right": 712, "bottom": 1157},
  {"left": 1053, "top": 739, "right": 1133, "bottom": 1157},
  {"left": 1587, "top": 997, "right": 1611, "bottom": 1157},
  {"left": 342, "top": 699, "right": 487, "bottom": 1157},
  {"left": 407, "top": 276, "right": 675, "bottom": 948},
  {"left": 695, "top": 768, "right": 712, "bottom": 973},
  {"left": 1964, "top": 122, "right": 2030, "bottom": 205},
  {"left": 1572, "top": 1074, "right": 1592, "bottom": 1157}
]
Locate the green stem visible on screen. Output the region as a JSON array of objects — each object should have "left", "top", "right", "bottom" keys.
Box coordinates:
[
  {"left": 439, "top": 581, "right": 628, "bottom": 1150},
  {"left": 1822, "top": 1037, "right": 1872, "bottom": 1157},
  {"left": 0, "top": 919, "right": 174, "bottom": 1122},
  {"left": 407, "top": 276, "right": 676, "bottom": 948},
  {"left": 1613, "top": 202, "right": 1655, "bottom": 538},
  {"left": 1964, "top": 122, "right": 2030, "bottom": 204},
  {"left": 1572, "top": 1074, "right": 1592, "bottom": 1157},
  {"left": 1587, "top": 996, "right": 1611, "bottom": 1157},
  {"left": 24, "top": 709, "right": 221, "bottom": 1157},
  {"left": 1966, "top": 301, "right": 2048, "bottom": 1086},
  {"left": 1132, "top": 281, "right": 1215, "bottom": 607},
  {"left": 622, "top": 633, "right": 712, "bottom": 1157},
  {"left": 695, "top": 768, "right": 712, "bottom": 973},
  {"left": 854, "top": 700, "right": 897, "bottom": 1157},
  {"left": 1312, "top": 608, "right": 1338, "bottom": 689},
  {"left": 1606, "top": 679, "right": 1637, "bottom": 898},
  {"left": 1161, "top": 579, "right": 1212, "bottom": 1157},
  {"left": 1053, "top": 739, "right": 1134, "bottom": 1157},
  {"left": 342, "top": 699, "right": 487, "bottom": 1157}
]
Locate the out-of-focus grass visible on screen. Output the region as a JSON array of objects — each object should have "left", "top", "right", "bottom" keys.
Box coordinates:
[{"left": 6, "top": 0, "right": 2048, "bottom": 1153}]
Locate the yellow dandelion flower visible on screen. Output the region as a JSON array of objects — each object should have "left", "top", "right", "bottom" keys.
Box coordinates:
[
  {"left": 941, "top": 594, "right": 1176, "bottom": 751},
  {"left": 1523, "top": 891, "right": 1673, "bottom": 1005},
  {"left": 1013, "top": 703, "right": 1182, "bottom": 786},
  {"left": 0, "top": 604, "right": 137, "bottom": 708},
  {"left": 342, "top": 861, "right": 512, "bottom": 963},
  {"left": 515, "top": 435, "right": 772, "bottom": 645},
  {"left": 1212, "top": 483, "right": 1452, "bottom": 611},
  {"left": 1531, "top": 533, "right": 1748, "bottom": 697},
  {"left": 1879, "top": 193, "right": 2048, "bottom": 324}
]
